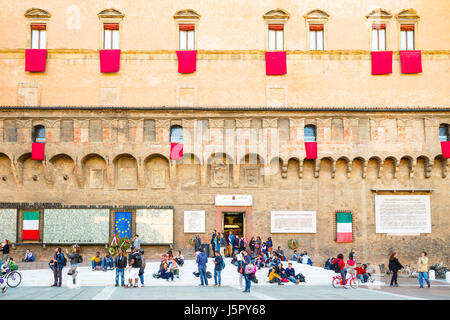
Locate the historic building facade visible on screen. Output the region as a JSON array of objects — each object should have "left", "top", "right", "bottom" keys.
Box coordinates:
[{"left": 0, "top": 1, "right": 449, "bottom": 264}]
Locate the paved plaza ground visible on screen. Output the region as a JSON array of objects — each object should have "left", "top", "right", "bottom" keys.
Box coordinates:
[{"left": 1, "top": 258, "right": 449, "bottom": 300}]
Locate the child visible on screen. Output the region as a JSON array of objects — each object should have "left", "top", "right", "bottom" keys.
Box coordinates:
[
  {"left": 175, "top": 250, "right": 184, "bottom": 267},
  {"left": 0, "top": 277, "right": 6, "bottom": 294}
]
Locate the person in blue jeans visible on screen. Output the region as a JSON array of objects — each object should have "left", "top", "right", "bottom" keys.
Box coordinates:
[
  {"left": 102, "top": 253, "right": 114, "bottom": 271},
  {"left": 242, "top": 251, "right": 252, "bottom": 293},
  {"left": 418, "top": 251, "right": 431, "bottom": 288},
  {"left": 114, "top": 250, "right": 127, "bottom": 287},
  {"left": 196, "top": 247, "right": 208, "bottom": 286},
  {"left": 285, "top": 263, "right": 300, "bottom": 284},
  {"left": 160, "top": 262, "right": 174, "bottom": 281},
  {"left": 213, "top": 251, "right": 223, "bottom": 286}
]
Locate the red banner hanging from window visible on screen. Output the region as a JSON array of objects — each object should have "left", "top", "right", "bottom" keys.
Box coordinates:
[
  {"left": 176, "top": 50, "right": 197, "bottom": 73},
  {"left": 179, "top": 24, "right": 195, "bottom": 31},
  {"left": 309, "top": 24, "right": 324, "bottom": 31},
  {"left": 99, "top": 49, "right": 121, "bottom": 73},
  {"left": 400, "top": 50, "right": 422, "bottom": 73},
  {"left": 371, "top": 51, "right": 392, "bottom": 75},
  {"left": 31, "top": 143, "right": 45, "bottom": 160},
  {"left": 170, "top": 143, "right": 183, "bottom": 160},
  {"left": 104, "top": 23, "right": 119, "bottom": 30},
  {"left": 304, "top": 142, "right": 317, "bottom": 159},
  {"left": 441, "top": 141, "right": 450, "bottom": 159},
  {"left": 25, "top": 49, "right": 47, "bottom": 72},
  {"left": 265, "top": 51, "right": 287, "bottom": 75}
]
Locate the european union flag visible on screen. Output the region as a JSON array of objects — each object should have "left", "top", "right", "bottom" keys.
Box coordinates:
[{"left": 114, "top": 212, "right": 132, "bottom": 238}]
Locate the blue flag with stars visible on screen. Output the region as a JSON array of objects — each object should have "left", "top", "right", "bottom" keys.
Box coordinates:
[{"left": 114, "top": 212, "right": 132, "bottom": 238}]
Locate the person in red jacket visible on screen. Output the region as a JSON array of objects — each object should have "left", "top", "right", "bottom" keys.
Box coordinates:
[
  {"left": 333, "top": 254, "right": 347, "bottom": 286},
  {"left": 355, "top": 264, "right": 369, "bottom": 283}
]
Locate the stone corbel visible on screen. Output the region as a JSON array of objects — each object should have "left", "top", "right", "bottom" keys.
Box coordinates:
[
  {"left": 233, "top": 163, "right": 240, "bottom": 188},
  {"left": 377, "top": 160, "right": 383, "bottom": 179},
  {"left": 425, "top": 159, "right": 433, "bottom": 179},
  {"left": 346, "top": 160, "right": 353, "bottom": 178},
  {"left": 330, "top": 159, "right": 336, "bottom": 179},
  {"left": 10, "top": 155, "right": 22, "bottom": 187},
  {"left": 42, "top": 160, "right": 54, "bottom": 186},
  {"left": 137, "top": 157, "right": 145, "bottom": 187},
  {"left": 200, "top": 163, "right": 208, "bottom": 187},
  {"left": 105, "top": 156, "right": 114, "bottom": 188},
  {"left": 361, "top": 160, "right": 368, "bottom": 179},
  {"left": 392, "top": 159, "right": 399, "bottom": 179},
  {"left": 442, "top": 158, "right": 448, "bottom": 178},
  {"left": 74, "top": 157, "right": 84, "bottom": 188},
  {"left": 313, "top": 160, "right": 320, "bottom": 178},
  {"left": 298, "top": 160, "right": 303, "bottom": 179},
  {"left": 281, "top": 160, "right": 288, "bottom": 179}
]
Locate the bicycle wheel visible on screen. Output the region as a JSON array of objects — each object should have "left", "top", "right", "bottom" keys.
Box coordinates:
[
  {"left": 349, "top": 278, "right": 358, "bottom": 289},
  {"left": 6, "top": 271, "right": 22, "bottom": 288},
  {"left": 399, "top": 269, "right": 411, "bottom": 277},
  {"left": 332, "top": 278, "right": 341, "bottom": 288}
]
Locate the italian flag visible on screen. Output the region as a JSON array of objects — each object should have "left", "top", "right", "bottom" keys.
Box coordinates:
[
  {"left": 336, "top": 212, "right": 352, "bottom": 242},
  {"left": 22, "top": 211, "right": 40, "bottom": 240}
]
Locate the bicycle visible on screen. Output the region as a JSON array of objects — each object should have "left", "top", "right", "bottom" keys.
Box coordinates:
[
  {"left": 332, "top": 272, "right": 358, "bottom": 289},
  {"left": 1, "top": 263, "right": 22, "bottom": 288},
  {"left": 399, "top": 264, "right": 412, "bottom": 277}
]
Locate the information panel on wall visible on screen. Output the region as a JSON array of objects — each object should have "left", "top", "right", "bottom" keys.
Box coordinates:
[
  {"left": 0, "top": 209, "right": 17, "bottom": 242},
  {"left": 136, "top": 209, "right": 173, "bottom": 244},
  {"left": 43, "top": 209, "right": 110, "bottom": 244},
  {"left": 184, "top": 211, "right": 205, "bottom": 233},
  {"left": 271, "top": 211, "right": 316, "bottom": 233},
  {"left": 375, "top": 195, "right": 431, "bottom": 234}
]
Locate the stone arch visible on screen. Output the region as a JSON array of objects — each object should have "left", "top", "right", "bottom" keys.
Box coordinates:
[
  {"left": 207, "top": 153, "right": 233, "bottom": 188},
  {"left": 319, "top": 157, "right": 334, "bottom": 179},
  {"left": 114, "top": 154, "right": 138, "bottom": 189},
  {"left": 20, "top": 152, "right": 45, "bottom": 187},
  {"left": 49, "top": 154, "right": 77, "bottom": 188},
  {"left": 416, "top": 155, "right": 431, "bottom": 179},
  {"left": 144, "top": 154, "right": 169, "bottom": 189},
  {"left": 335, "top": 156, "right": 350, "bottom": 180},
  {"left": 286, "top": 157, "right": 300, "bottom": 179},
  {"left": 432, "top": 155, "right": 444, "bottom": 179},
  {"left": 0, "top": 153, "right": 14, "bottom": 188},
  {"left": 177, "top": 153, "right": 200, "bottom": 189},
  {"left": 82, "top": 153, "right": 107, "bottom": 189},
  {"left": 367, "top": 156, "right": 382, "bottom": 180},
  {"left": 240, "top": 154, "right": 264, "bottom": 187},
  {"left": 398, "top": 156, "right": 414, "bottom": 180},
  {"left": 350, "top": 157, "right": 365, "bottom": 180},
  {"left": 382, "top": 156, "right": 398, "bottom": 180}
]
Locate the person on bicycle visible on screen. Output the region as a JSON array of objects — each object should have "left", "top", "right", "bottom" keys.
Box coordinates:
[
  {"left": 417, "top": 251, "right": 431, "bottom": 288},
  {"left": 333, "top": 254, "right": 347, "bottom": 286},
  {"left": 0, "top": 268, "right": 7, "bottom": 294}
]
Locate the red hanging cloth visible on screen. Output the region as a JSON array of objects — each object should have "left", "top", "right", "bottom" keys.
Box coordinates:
[
  {"left": 304, "top": 142, "right": 318, "bottom": 159},
  {"left": 31, "top": 143, "right": 45, "bottom": 160},
  {"left": 371, "top": 51, "right": 392, "bottom": 75},
  {"left": 400, "top": 50, "right": 422, "bottom": 74},
  {"left": 170, "top": 143, "right": 183, "bottom": 160},
  {"left": 176, "top": 50, "right": 197, "bottom": 73},
  {"left": 99, "top": 49, "right": 121, "bottom": 73},
  {"left": 25, "top": 49, "right": 47, "bottom": 72},
  {"left": 265, "top": 51, "right": 287, "bottom": 75}
]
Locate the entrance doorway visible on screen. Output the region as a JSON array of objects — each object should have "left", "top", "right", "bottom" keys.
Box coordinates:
[{"left": 223, "top": 212, "right": 244, "bottom": 237}]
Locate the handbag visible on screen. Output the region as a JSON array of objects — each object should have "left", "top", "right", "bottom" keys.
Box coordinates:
[
  {"left": 67, "top": 269, "right": 73, "bottom": 275},
  {"left": 245, "top": 263, "right": 256, "bottom": 275}
]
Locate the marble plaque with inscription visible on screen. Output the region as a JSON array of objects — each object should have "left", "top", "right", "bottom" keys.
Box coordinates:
[
  {"left": 375, "top": 195, "right": 431, "bottom": 234},
  {"left": 43, "top": 209, "right": 110, "bottom": 244},
  {"left": 136, "top": 209, "right": 173, "bottom": 244},
  {"left": 184, "top": 211, "right": 205, "bottom": 233},
  {"left": 271, "top": 211, "right": 316, "bottom": 233}
]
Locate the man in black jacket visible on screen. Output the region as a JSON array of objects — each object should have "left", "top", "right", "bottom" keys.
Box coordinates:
[{"left": 114, "top": 250, "right": 127, "bottom": 287}]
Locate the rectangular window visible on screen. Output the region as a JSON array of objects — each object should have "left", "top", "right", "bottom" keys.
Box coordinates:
[
  {"left": 143, "top": 119, "right": 156, "bottom": 142},
  {"left": 309, "top": 24, "right": 324, "bottom": 50},
  {"left": 268, "top": 24, "right": 284, "bottom": 51},
  {"left": 371, "top": 24, "right": 386, "bottom": 51},
  {"left": 31, "top": 24, "right": 46, "bottom": 49},
  {"left": 104, "top": 24, "right": 119, "bottom": 49},
  {"left": 179, "top": 24, "right": 195, "bottom": 50},
  {"left": 400, "top": 25, "right": 415, "bottom": 50}
]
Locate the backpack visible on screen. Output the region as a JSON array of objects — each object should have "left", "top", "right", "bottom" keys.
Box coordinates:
[
  {"left": 221, "top": 259, "right": 226, "bottom": 270},
  {"left": 78, "top": 255, "right": 83, "bottom": 264},
  {"left": 61, "top": 254, "right": 67, "bottom": 267},
  {"left": 295, "top": 273, "right": 306, "bottom": 282},
  {"left": 333, "top": 259, "right": 342, "bottom": 274}
]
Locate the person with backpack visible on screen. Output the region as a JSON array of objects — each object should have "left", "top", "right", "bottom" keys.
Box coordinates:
[
  {"left": 417, "top": 251, "right": 431, "bottom": 288},
  {"left": 127, "top": 247, "right": 142, "bottom": 288},
  {"left": 51, "top": 247, "right": 65, "bottom": 287},
  {"left": 213, "top": 251, "right": 224, "bottom": 287},
  {"left": 332, "top": 253, "right": 347, "bottom": 287},
  {"left": 285, "top": 262, "right": 300, "bottom": 284},
  {"left": 388, "top": 252, "right": 404, "bottom": 287},
  {"left": 242, "top": 250, "right": 253, "bottom": 293},
  {"left": 65, "top": 246, "right": 79, "bottom": 285},
  {"left": 196, "top": 247, "right": 208, "bottom": 286}
]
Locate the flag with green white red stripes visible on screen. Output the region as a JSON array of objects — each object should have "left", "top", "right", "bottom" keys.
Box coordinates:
[
  {"left": 336, "top": 212, "right": 352, "bottom": 242},
  {"left": 22, "top": 211, "right": 40, "bottom": 240}
]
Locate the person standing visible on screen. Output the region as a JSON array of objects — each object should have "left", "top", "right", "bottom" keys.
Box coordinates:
[
  {"left": 138, "top": 249, "right": 146, "bottom": 287},
  {"left": 114, "top": 250, "right": 127, "bottom": 287},
  {"left": 213, "top": 251, "right": 223, "bottom": 287},
  {"left": 65, "top": 247, "right": 79, "bottom": 285},
  {"left": 417, "top": 251, "right": 431, "bottom": 288},
  {"left": 388, "top": 252, "right": 404, "bottom": 287},
  {"left": 133, "top": 235, "right": 141, "bottom": 250},
  {"left": 210, "top": 230, "right": 217, "bottom": 257},
  {"left": 232, "top": 235, "right": 240, "bottom": 257},
  {"left": 332, "top": 254, "right": 347, "bottom": 287},
  {"left": 228, "top": 232, "right": 235, "bottom": 257},
  {"left": 249, "top": 237, "right": 255, "bottom": 253},
  {"left": 196, "top": 248, "right": 208, "bottom": 286},
  {"left": 194, "top": 234, "right": 201, "bottom": 253},
  {"left": 51, "top": 247, "right": 65, "bottom": 287},
  {"left": 220, "top": 233, "right": 227, "bottom": 257},
  {"left": 242, "top": 250, "right": 252, "bottom": 293},
  {"left": 127, "top": 247, "right": 141, "bottom": 288},
  {"left": 0, "top": 240, "right": 10, "bottom": 264}
]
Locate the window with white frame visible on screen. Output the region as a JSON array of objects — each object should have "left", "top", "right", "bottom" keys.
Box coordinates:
[
  {"left": 372, "top": 24, "right": 386, "bottom": 51},
  {"left": 309, "top": 24, "right": 324, "bottom": 50},
  {"left": 268, "top": 24, "right": 284, "bottom": 51},
  {"left": 104, "top": 23, "right": 119, "bottom": 49},
  {"left": 179, "top": 24, "right": 195, "bottom": 50},
  {"left": 304, "top": 125, "right": 317, "bottom": 142},
  {"left": 31, "top": 24, "right": 46, "bottom": 49},
  {"left": 400, "top": 25, "right": 415, "bottom": 50}
]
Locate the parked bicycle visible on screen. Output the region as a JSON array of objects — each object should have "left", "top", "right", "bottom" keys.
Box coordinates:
[
  {"left": 1, "top": 261, "right": 22, "bottom": 288},
  {"left": 430, "top": 262, "right": 447, "bottom": 279}
]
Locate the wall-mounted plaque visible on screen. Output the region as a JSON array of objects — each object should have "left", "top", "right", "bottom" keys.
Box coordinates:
[
  {"left": 271, "top": 211, "right": 317, "bottom": 233},
  {"left": 184, "top": 211, "right": 205, "bottom": 233}
]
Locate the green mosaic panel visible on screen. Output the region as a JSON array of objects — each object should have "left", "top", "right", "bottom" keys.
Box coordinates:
[
  {"left": 136, "top": 209, "right": 173, "bottom": 244},
  {"left": 43, "top": 209, "right": 109, "bottom": 244},
  {"left": 0, "top": 209, "right": 17, "bottom": 242}
]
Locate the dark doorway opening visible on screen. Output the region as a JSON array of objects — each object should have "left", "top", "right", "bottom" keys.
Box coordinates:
[{"left": 223, "top": 212, "right": 244, "bottom": 237}]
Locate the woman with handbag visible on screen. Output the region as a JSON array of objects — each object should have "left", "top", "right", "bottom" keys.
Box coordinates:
[{"left": 242, "top": 251, "right": 254, "bottom": 293}]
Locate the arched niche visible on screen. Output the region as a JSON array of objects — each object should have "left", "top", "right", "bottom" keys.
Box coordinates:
[
  {"left": 82, "top": 154, "right": 107, "bottom": 189},
  {"left": 145, "top": 154, "right": 169, "bottom": 189}
]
